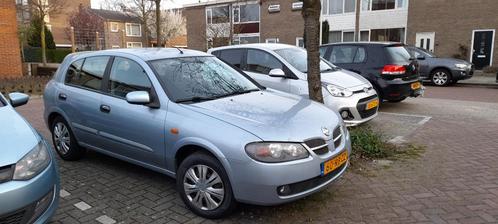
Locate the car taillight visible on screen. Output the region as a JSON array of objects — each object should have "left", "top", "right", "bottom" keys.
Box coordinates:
[{"left": 381, "top": 65, "right": 406, "bottom": 75}]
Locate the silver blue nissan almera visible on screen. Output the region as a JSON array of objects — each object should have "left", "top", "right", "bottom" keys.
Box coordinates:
[
  {"left": 0, "top": 92, "right": 59, "bottom": 223},
  {"left": 44, "top": 48, "right": 351, "bottom": 218}
]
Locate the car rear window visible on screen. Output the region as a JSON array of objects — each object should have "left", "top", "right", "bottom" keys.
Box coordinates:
[{"left": 385, "top": 46, "right": 412, "bottom": 64}]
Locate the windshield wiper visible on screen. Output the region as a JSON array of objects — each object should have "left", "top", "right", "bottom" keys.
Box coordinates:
[
  {"left": 217, "top": 88, "right": 260, "bottom": 98},
  {"left": 175, "top": 96, "right": 216, "bottom": 103}
]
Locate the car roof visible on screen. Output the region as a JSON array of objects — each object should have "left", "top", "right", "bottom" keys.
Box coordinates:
[
  {"left": 68, "top": 48, "right": 211, "bottom": 61},
  {"left": 321, "top": 41, "right": 404, "bottom": 47},
  {"left": 209, "top": 43, "right": 299, "bottom": 52}
]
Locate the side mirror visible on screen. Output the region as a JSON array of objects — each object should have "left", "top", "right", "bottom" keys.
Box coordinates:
[
  {"left": 126, "top": 91, "right": 150, "bottom": 105},
  {"left": 8, "top": 92, "right": 29, "bottom": 108},
  {"left": 417, "top": 55, "right": 426, "bottom": 60},
  {"left": 269, "top": 68, "right": 286, "bottom": 78}
]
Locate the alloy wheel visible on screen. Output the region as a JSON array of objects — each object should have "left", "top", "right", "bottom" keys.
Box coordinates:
[
  {"left": 433, "top": 72, "right": 448, "bottom": 86},
  {"left": 53, "top": 122, "right": 70, "bottom": 154},
  {"left": 183, "top": 165, "right": 225, "bottom": 211}
]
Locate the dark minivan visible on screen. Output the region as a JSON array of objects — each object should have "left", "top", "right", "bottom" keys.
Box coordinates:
[{"left": 320, "top": 42, "right": 423, "bottom": 103}]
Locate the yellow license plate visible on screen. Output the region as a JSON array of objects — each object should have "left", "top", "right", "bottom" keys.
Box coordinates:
[
  {"left": 321, "top": 151, "right": 348, "bottom": 176},
  {"left": 411, "top": 82, "right": 421, "bottom": 90},
  {"left": 366, "top": 99, "right": 379, "bottom": 110}
]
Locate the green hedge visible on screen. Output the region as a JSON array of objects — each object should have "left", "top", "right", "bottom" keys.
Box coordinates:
[{"left": 23, "top": 47, "right": 71, "bottom": 63}]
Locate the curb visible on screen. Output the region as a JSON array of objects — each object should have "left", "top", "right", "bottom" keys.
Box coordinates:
[{"left": 457, "top": 82, "right": 498, "bottom": 88}]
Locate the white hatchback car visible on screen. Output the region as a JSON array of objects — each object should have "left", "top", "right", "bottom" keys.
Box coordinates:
[{"left": 209, "top": 44, "right": 379, "bottom": 126}]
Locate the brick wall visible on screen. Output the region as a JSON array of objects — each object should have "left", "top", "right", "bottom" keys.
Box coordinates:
[
  {"left": 260, "top": 0, "right": 304, "bottom": 46},
  {"left": 185, "top": 6, "right": 207, "bottom": 51},
  {"left": 407, "top": 0, "right": 498, "bottom": 67},
  {"left": 0, "top": 0, "right": 22, "bottom": 78}
]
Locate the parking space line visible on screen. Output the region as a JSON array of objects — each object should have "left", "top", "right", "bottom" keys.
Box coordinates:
[{"left": 379, "top": 112, "right": 432, "bottom": 125}]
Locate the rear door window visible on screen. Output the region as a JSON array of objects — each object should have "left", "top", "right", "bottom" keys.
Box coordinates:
[
  {"left": 66, "top": 56, "right": 110, "bottom": 91},
  {"left": 385, "top": 46, "right": 412, "bottom": 64},
  {"left": 217, "top": 49, "right": 244, "bottom": 68},
  {"left": 327, "top": 45, "right": 367, "bottom": 64}
]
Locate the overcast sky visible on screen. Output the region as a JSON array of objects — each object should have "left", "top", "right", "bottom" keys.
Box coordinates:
[{"left": 90, "top": 0, "right": 205, "bottom": 9}]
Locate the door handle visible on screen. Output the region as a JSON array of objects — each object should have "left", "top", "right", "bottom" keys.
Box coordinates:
[
  {"left": 100, "top": 105, "right": 111, "bottom": 113},
  {"left": 58, "top": 93, "right": 67, "bottom": 101}
]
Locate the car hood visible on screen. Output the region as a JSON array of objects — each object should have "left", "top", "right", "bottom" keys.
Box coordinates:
[
  {"left": 427, "top": 57, "right": 471, "bottom": 65},
  {"left": 0, "top": 106, "right": 40, "bottom": 166},
  {"left": 183, "top": 90, "right": 340, "bottom": 142},
  {"left": 320, "top": 69, "right": 369, "bottom": 89}
]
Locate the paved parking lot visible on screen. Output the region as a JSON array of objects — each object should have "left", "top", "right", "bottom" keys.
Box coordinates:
[{"left": 16, "top": 85, "right": 498, "bottom": 224}]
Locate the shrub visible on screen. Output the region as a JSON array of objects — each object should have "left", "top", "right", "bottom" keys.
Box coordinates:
[
  {"left": 0, "top": 76, "right": 51, "bottom": 95},
  {"left": 23, "top": 47, "right": 71, "bottom": 63}
]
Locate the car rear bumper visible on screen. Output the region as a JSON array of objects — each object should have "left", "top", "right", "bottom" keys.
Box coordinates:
[
  {"left": 0, "top": 154, "right": 59, "bottom": 223},
  {"left": 380, "top": 78, "right": 424, "bottom": 101},
  {"left": 228, "top": 129, "right": 351, "bottom": 206}
]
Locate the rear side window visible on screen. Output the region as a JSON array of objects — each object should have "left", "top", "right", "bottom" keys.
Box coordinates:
[
  {"left": 246, "top": 49, "right": 283, "bottom": 75},
  {"left": 65, "top": 59, "right": 84, "bottom": 84},
  {"left": 66, "top": 56, "right": 109, "bottom": 91},
  {"left": 385, "top": 46, "right": 411, "bottom": 64},
  {"left": 217, "top": 49, "right": 244, "bottom": 68},
  {"left": 327, "top": 46, "right": 367, "bottom": 64},
  {"left": 108, "top": 57, "right": 152, "bottom": 98}
]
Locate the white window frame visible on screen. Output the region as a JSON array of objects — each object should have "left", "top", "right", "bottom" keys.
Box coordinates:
[
  {"left": 342, "top": 30, "right": 355, "bottom": 42},
  {"left": 265, "top": 38, "right": 279, "bottom": 43},
  {"left": 296, "top": 37, "right": 304, "bottom": 47},
  {"left": 364, "top": 0, "right": 408, "bottom": 12},
  {"left": 470, "top": 29, "right": 496, "bottom": 66},
  {"left": 112, "top": 45, "right": 121, "bottom": 49},
  {"left": 126, "top": 42, "right": 143, "bottom": 48},
  {"left": 233, "top": 33, "right": 260, "bottom": 45},
  {"left": 360, "top": 29, "right": 371, "bottom": 42},
  {"left": 110, "top": 22, "right": 119, "bottom": 32},
  {"left": 125, "top": 23, "right": 142, "bottom": 37},
  {"left": 233, "top": 2, "right": 260, "bottom": 24},
  {"left": 326, "top": 0, "right": 356, "bottom": 15},
  {"left": 46, "top": 24, "right": 52, "bottom": 32}
]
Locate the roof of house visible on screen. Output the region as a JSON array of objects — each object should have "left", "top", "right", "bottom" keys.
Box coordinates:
[{"left": 90, "top": 9, "right": 140, "bottom": 23}]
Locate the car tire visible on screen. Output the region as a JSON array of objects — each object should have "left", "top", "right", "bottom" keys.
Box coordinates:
[
  {"left": 176, "top": 152, "right": 237, "bottom": 219},
  {"left": 51, "top": 116, "right": 86, "bottom": 161},
  {"left": 430, "top": 69, "right": 452, "bottom": 86},
  {"left": 387, "top": 96, "right": 407, "bottom": 103}
]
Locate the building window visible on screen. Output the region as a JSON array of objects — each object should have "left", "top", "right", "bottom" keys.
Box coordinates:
[
  {"left": 266, "top": 38, "right": 279, "bottom": 43},
  {"left": 239, "top": 36, "right": 259, "bottom": 44},
  {"left": 207, "top": 6, "right": 230, "bottom": 24},
  {"left": 370, "top": 28, "right": 405, "bottom": 42},
  {"left": 344, "top": 0, "right": 356, "bottom": 13},
  {"left": 329, "top": 31, "right": 342, "bottom": 43},
  {"left": 372, "top": 0, "right": 395, "bottom": 10},
  {"left": 326, "top": 0, "right": 355, "bottom": 14},
  {"left": 126, "top": 42, "right": 143, "bottom": 48},
  {"left": 296, "top": 37, "right": 304, "bottom": 48},
  {"left": 125, "top": 23, "right": 141, "bottom": 37},
  {"left": 360, "top": 30, "right": 370, "bottom": 41},
  {"left": 110, "top": 22, "right": 119, "bottom": 32},
  {"left": 112, "top": 45, "right": 120, "bottom": 49},
  {"left": 233, "top": 3, "right": 259, "bottom": 23},
  {"left": 361, "top": 0, "right": 371, "bottom": 11},
  {"left": 343, "top": 31, "right": 355, "bottom": 42},
  {"left": 46, "top": 24, "right": 52, "bottom": 32},
  {"left": 396, "top": 0, "right": 407, "bottom": 8},
  {"left": 328, "top": 0, "right": 343, "bottom": 14}
]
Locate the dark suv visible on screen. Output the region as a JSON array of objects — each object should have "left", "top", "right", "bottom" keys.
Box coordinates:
[{"left": 320, "top": 42, "right": 423, "bottom": 103}]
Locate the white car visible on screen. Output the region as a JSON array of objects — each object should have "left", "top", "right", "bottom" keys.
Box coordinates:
[{"left": 208, "top": 44, "right": 379, "bottom": 126}]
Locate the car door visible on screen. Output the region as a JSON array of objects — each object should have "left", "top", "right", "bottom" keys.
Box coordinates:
[
  {"left": 97, "top": 56, "right": 166, "bottom": 167},
  {"left": 58, "top": 56, "right": 110, "bottom": 149},
  {"left": 243, "top": 49, "right": 290, "bottom": 92}
]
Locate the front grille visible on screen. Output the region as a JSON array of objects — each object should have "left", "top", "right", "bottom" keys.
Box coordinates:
[
  {"left": 304, "top": 126, "right": 342, "bottom": 155},
  {"left": 0, "top": 165, "right": 13, "bottom": 184},
  {"left": 277, "top": 163, "right": 346, "bottom": 196},
  {"left": 0, "top": 210, "right": 26, "bottom": 224},
  {"left": 353, "top": 86, "right": 373, "bottom": 94},
  {"left": 356, "top": 95, "right": 379, "bottom": 119},
  {"left": 333, "top": 126, "right": 342, "bottom": 148}
]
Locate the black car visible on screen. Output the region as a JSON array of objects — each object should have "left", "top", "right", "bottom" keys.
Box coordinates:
[
  {"left": 406, "top": 46, "right": 474, "bottom": 86},
  {"left": 320, "top": 42, "right": 423, "bottom": 103}
]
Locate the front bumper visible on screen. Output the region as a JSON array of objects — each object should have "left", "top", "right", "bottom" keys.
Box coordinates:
[
  {"left": 0, "top": 153, "right": 59, "bottom": 223},
  {"left": 451, "top": 66, "right": 474, "bottom": 81},
  {"left": 323, "top": 88, "right": 379, "bottom": 126},
  {"left": 228, "top": 129, "right": 351, "bottom": 205}
]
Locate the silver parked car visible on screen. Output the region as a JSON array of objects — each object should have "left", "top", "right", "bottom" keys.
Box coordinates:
[
  {"left": 44, "top": 48, "right": 351, "bottom": 218},
  {"left": 208, "top": 44, "right": 379, "bottom": 126}
]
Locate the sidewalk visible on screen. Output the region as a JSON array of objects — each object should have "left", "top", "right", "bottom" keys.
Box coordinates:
[{"left": 459, "top": 71, "right": 498, "bottom": 86}]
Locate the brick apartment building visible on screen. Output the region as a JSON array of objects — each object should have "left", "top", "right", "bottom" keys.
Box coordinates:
[
  {"left": 90, "top": 9, "right": 147, "bottom": 49},
  {"left": 407, "top": 0, "right": 498, "bottom": 69},
  {"left": 0, "top": 0, "right": 23, "bottom": 78},
  {"left": 184, "top": 0, "right": 305, "bottom": 51}
]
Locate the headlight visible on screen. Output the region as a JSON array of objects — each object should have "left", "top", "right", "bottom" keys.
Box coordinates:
[
  {"left": 245, "top": 142, "right": 309, "bottom": 163},
  {"left": 13, "top": 141, "right": 50, "bottom": 180},
  {"left": 326, "top": 84, "right": 353, "bottom": 97},
  {"left": 455, "top": 63, "right": 468, "bottom": 69}
]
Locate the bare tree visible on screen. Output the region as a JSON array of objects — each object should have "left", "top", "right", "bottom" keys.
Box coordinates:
[
  {"left": 123, "top": 0, "right": 154, "bottom": 47},
  {"left": 67, "top": 6, "right": 105, "bottom": 51},
  {"left": 302, "top": 0, "right": 323, "bottom": 103},
  {"left": 153, "top": 9, "right": 186, "bottom": 44},
  {"left": 28, "top": 0, "right": 65, "bottom": 66}
]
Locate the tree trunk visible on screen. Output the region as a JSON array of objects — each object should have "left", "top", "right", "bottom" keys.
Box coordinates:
[
  {"left": 302, "top": 0, "right": 323, "bottom": 103},
  {"left": 40, "top": 15, "right": 47, "bottom": 66},
  {"left": 155, "top": 0, "right": 161, "bottom": 47},
  {"left": 354, "top": 0, "right": 361, "bottom": 41}
]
